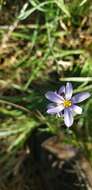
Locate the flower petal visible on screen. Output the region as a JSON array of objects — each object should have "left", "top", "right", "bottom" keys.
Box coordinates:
[
  {"left": 47, "top": 104, "right": 64, "bottom": 114},
  {"left": 72, "top": 92, "right": 90, "bottom": 103},
  {"left": 72, "top": 105, "right": 82, "bottom": 114},
  {"left": 47, "top": 103, "right": 56, "bottom": 109},
  {"left": 45, "top": 91, "right": 64, "bottom": 103},
  {"left": 58, "top": 85, "right": 65, "bottom": 95},
  {"left": 64, "top": 108, "right": 73, "bottom": 127},
  {"left": 65, "top": 82, "right": 73, "bottom": 100}
]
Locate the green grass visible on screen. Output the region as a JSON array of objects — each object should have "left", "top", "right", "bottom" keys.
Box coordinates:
[{"left": 0, "top": 0, "right": 92, "bottom": 183}]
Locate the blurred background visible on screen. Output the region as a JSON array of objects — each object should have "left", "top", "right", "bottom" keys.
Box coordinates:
[{"left": 0, "top": 0, "right": 92, "bottom": 189}]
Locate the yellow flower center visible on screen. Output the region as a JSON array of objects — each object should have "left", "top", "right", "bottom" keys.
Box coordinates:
[{"left": 64, "top": 100, "right": 72, "bottom": 108}]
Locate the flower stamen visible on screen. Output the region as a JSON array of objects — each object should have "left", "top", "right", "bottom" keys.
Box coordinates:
[{"left": 64, "top": 100, "right": 72, "bottom": 108}]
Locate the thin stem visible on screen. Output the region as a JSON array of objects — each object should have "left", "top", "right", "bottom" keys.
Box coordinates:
[
  {"left": 60, "top": 77, "right": 92, "bottom": 82},
  {"left": 0, "top": 99, "right": 31, "bottom": 114}
]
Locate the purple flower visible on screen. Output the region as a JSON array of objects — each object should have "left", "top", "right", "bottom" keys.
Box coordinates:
[{"left": 45, "top": 82, "right": 91, "bottom": 127}]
